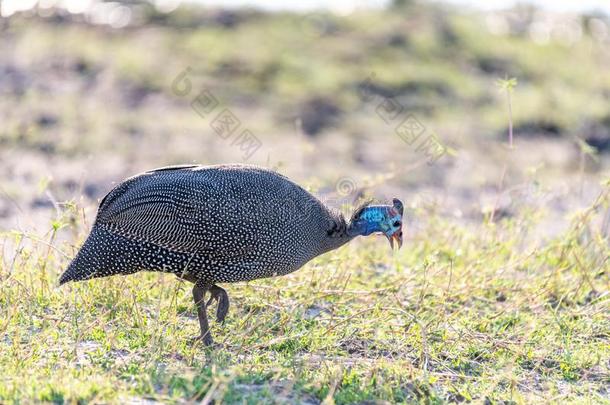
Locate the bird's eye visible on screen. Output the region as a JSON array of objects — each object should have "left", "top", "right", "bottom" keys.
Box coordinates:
[{"left": 393, "top": 221, "right": 401, "bottom": 227}]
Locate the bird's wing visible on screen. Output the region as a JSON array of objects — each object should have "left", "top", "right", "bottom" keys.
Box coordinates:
[{"left": 94, "top": 171, "right": 251, "bottom": 257}]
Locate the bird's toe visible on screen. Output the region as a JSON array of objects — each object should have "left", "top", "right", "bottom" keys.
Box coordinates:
[{"left": 190, "top": 333, "right": 214, "bottom": 347}]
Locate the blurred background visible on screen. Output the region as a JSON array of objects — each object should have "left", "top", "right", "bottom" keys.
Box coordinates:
[{"left": 1, "top": 0, "right": 609, "bottom": 240}]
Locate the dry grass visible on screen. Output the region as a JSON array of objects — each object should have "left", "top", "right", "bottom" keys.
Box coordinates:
[
  {"left": 1, "top": 3, "right": 610, "bottom": 403},
  {"left": 1, "top": 183, "right": 608, "bottom": 403}
]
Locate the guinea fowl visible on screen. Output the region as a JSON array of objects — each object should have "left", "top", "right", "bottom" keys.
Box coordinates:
[{"left": 59, "top": 164, "right": 404, "bottom": 345}]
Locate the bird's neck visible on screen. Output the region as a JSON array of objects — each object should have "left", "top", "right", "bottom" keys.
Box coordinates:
[{"left": 320, "top": 212, "right": 356, "bottom": 253}]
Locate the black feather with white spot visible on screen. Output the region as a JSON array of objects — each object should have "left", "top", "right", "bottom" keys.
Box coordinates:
[{"left": 59, "top": 164, "right": 354, "bottom": 285}]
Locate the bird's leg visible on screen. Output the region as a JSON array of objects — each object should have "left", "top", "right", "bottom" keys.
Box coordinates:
[
  {"left": 192, "top": 282, "right": 213, "bottom": 346},
  {"left": 206, "top": 285, "right": 230, "bottom": 323},
  {"left": 177, "top": 274, "right": 229, "bottom": 324}
]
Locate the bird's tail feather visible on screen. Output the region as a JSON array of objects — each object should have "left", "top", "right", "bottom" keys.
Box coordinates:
[{"left": 59, "top": 226, "right": 140, "bottom": 285}]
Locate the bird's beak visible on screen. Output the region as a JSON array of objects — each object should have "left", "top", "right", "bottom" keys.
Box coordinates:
[{"left": 386, "top": 231, "right": 403, "bottom": 250}]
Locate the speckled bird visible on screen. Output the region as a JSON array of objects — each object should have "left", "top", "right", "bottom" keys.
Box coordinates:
[{"left": 59, "top": 164, "right": 404, "bottom": 345}]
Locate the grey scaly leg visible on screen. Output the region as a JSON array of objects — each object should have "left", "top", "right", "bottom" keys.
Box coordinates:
[
  {"left": 192, "top": 282, "right": 213, "bottom": 346},
  {"left": 177, "top": 273, "right": 229, "bottom": 324},
  {"left": 206, "top": 285, "right": 230, "bottom": 323}
]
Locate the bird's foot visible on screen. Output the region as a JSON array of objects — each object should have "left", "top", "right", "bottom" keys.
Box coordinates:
[
  {"left": 190, "top": 333, "right": 214, "bottom": 347},
  {"left": 206, "top": 285, "right": 230, "bottom": 323}
]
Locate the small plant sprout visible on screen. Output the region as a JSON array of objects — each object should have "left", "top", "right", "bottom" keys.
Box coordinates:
[
  {"left": 489, "top": 76, "right": 518, "bottom": 224},
  {"left": 574, "top": 136, "right": 599, "bottom": 197},
  {"left": 497, "top": 77, "right": 518, "bottom": 149}
]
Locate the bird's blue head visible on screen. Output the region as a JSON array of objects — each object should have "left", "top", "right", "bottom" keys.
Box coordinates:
[{"left": 347, "top": 198, "right": 404, "bottom": 249}]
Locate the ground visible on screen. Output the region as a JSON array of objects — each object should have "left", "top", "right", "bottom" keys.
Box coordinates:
[
  {"left": 1, "top": 187, "right": 608, "bottom": 403},
  {"left": 0, "top": 2, "right": 609, "bottom": 403}
]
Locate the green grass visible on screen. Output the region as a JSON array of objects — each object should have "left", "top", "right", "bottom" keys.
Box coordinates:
[
  {"left": 1, "top": 3, "right": 609, "bottom": 403},
  {"left": 1, "top": 183, "right": 608, "bottom": 404},
  {"left": 3, "top": 4, "right": 610, "bottom": 158}
]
